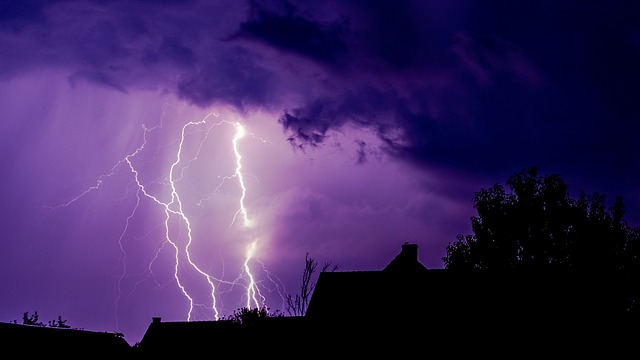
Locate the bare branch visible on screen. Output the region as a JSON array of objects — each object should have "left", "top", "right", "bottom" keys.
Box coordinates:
[{"left": 286, "top": 252, "right": 335, "bottom": 316}]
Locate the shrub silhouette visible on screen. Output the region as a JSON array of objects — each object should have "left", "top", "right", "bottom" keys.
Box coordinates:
[
  {"left": 223, "top": 306, "right": 283, "bottom": 327},
  {"left": 12, "top": 311, "right": 71, "bottom": 328}
]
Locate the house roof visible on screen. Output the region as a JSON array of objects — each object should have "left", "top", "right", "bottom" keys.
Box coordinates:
[
  {"left": 306, "top": 242, "right": 433, "bottom": 322},
  {"left": 0, "top": 322, "right": 132, "bottom": 355},
  {"left": 305, "top": 242, "right": 633, "bottom": 325},
  {"left": 134, "top": 316, "right": 308, "bottom": 355}
]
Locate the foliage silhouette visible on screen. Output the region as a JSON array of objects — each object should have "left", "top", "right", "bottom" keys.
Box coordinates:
[
  {"left": 222, "top": 306, "right": 283, "bottom": 327},
  {"left": 12, "top": 311, "right": 71, "bottom": 328},
  {"left": 443, "top": 166, "right": 640, "bottom": 312}
]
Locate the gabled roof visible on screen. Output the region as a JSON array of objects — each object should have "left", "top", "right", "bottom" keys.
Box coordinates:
[
  {"left": 0, "top": 322, "right": 132, "bottom": 355},
  {"left": 305, "top": 242, "right": 430, "bottom": 322},
  {"left": 304, "top": 242, "right": 633, "bottom": 326},
  {"left": 134, "top": 316, "right": 308, "bottom": 356}
]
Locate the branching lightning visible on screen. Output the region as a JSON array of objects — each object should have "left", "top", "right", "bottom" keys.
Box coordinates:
[{"left": 50, "top": 106, "right": 284, "bottom": 328}]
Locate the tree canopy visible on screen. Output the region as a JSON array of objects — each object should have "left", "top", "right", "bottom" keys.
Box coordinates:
[{"left": 443, "top": 166, "right": 640, "bottom": 275}]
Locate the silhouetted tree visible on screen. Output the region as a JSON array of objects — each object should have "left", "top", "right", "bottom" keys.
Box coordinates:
[
  {"left": 285, "top": 252, "right": 339, "bottom": 316},
  {"left": 443, "top": 166, "right": 640, "bottom": 312}
]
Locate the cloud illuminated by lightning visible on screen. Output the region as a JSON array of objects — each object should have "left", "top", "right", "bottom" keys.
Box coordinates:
[{"left": 49, "top": 105, "right": 284, "bottom": 328}]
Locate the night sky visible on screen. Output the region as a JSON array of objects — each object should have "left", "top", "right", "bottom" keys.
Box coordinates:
[{"left": 1, "top": 0, "right": 639, "bottom": 345}]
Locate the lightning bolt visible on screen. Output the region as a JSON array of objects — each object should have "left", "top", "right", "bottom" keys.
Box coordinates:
[
  {"left": 230, "top": 123, "right": 253, "bottom": 229},
  {"left": 49, "top": 106, "right": 285, "bottom": 330},
  {"left": 244, "top": 241, "right": 262, "bottom": 309},
  {"left": 118, "top": 113, "right": 221, "bottom": 322}
]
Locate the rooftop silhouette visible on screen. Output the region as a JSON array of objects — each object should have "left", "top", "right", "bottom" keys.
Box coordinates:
[{"left": 2, "top": 243, "right": 639, "bottom": 357}]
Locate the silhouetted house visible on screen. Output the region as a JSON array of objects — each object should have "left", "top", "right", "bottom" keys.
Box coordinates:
[
  {"left": 306, "top": 242, "right": 637, "bottom": 355},
  {"left": 0, "top": 322, "right": 132, "bottom": 356},
  {"left": 306, "top": 242, "right": 430, "bottom": 324},
  {"left": 134, "top": 242, "right": 639, "bottom": 356},
  {"left": 133, "top": 315, "right": 308, "bottom": 356}
]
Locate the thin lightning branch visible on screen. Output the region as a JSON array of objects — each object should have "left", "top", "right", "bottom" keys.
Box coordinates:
[{"left": 114, "top": 188, "right": 141, "bottom": 330}]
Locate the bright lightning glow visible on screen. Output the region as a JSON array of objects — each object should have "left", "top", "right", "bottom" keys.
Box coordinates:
[
  {"left": 50, "top": 106, "right": 285, "bottom": 330},
  {"left": 244, "top": 241, "right": 263, "bottom": 309},
  {"left": 230, "top": 123, "right": 254, "bottom": 229}
]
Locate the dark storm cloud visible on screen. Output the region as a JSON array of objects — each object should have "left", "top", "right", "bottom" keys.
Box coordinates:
[
  {"left": 141, "top": 36, "right": 196, "bottom": 68},
  {"left": 0, "top": 0, "right": 259, "bottom": 102},
  {"left": 1, "top": 0, "right": 639, "bottom": 196},
  {"left": 278, "top": 88, "right": 401, "bottom": 151},
  {"left": 238, "top": 0, "right": 640, "bottom": 193},
  {"left": 230, "top": 0, "right": 348, "bottom": 66},
  {"left": 264, "top": 0, "right": 548, "bottom": 168},
  {"left": 0, "top": 0, "right": 49, "bottom": 28},
  {"left": 176, "top": 47, "right": 277, "bottom": 108},
  {"left": 68, "top": 70, "right": 129, "bottom": 93}
]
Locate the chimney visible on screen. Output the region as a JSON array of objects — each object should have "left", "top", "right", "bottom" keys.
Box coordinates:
[
  {"left": 401, "top": 242, "right": 418, "bottom": 261},
  {"left": 152, "top": 317, "right": 162, "bottom": 324},
  {"left": 383, "top": 242, "right": 428, "bottom": 272}
]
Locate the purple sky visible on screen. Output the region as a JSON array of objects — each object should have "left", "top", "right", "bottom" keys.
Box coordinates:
[{"left": 1, "top": 0, "right": 639, "bottom": 345}]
